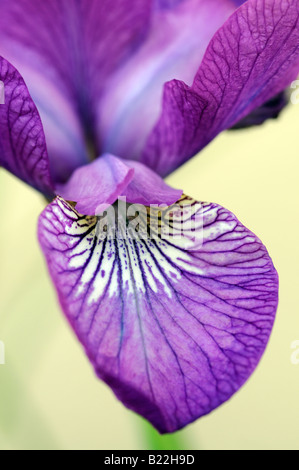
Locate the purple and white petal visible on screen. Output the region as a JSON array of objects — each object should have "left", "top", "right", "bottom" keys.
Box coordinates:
[
  {"left": 57, "top": 154, "right": 182, "bottom": 215},
  {"left": 39, "top": 196, "right": 278, "bottom": 433},
  {"left": 0, "top": 56, "right": 53, "bottom": 194},
  {"left": 141, "top": 0, "right": 299, "bottom": 176},
  {"left": 121, "top": 160, "right": 183, "bottom": 207},
  {"left": 56, "top": 154, "right": 135, "bottom": 215}
]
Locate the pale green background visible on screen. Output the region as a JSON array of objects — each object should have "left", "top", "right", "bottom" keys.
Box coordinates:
[{"left": 0, "top": 102, "right": 298, "bottom": 450}]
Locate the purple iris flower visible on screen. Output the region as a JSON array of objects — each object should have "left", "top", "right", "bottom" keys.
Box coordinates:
[{"left": 0, "top": 0, "right": 298, "bottom": 433}]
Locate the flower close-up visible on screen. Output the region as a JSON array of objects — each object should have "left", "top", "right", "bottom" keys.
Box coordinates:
[{"left": 0, "top": 0, "right": 298, "bottom": 439}]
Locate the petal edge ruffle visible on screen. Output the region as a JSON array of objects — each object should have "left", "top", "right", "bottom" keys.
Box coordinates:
[
  {"left": 0, "top": 56, "right": 53, "bottom": 194},
  {"left": 141, "top": 0, "right": 299, "bottom": 176}
]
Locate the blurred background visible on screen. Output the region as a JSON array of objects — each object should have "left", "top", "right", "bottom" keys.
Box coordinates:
[{"left": 0, "top": 101, "right": 298, "bottom": 450}]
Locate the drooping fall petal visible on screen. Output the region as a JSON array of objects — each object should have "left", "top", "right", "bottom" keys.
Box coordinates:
[
  {"left": 0, "top": 0, "right": 244, "bottom": 182},
  {"left": 99, "top": 0, "right": 237, "bottom": 160},
  {"left": 0, "top": 56, "right": 53, "bottom": 194},
  {"left": 38, "top": 195, "right": 278, "bottom": 433},
  {"left": 141, "top": 0, "right": 299, "bottom": 176},
  {"left": 56, "top": 154, "right": 135, "bottom": 215}
]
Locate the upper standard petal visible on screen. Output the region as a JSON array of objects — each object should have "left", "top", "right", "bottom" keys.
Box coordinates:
[
  {"left": 1, "top": 0, "right": 296, "bottom": 183},
  {"left": 231, "top": 92, "right": 288, "bottom": 130},
  {"left": 99, "top": 0, "right": 237, "bottom": 161}
]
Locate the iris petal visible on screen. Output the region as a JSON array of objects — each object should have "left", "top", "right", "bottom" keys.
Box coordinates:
[
  {"left": 57, "top": 154, "right": 182, "bottom": 215},
  {"left": 39, "top": 195, "right": 278, "bottom": 433},
  {"left": 0, "top": 56, "right": 53, "bottom": 194},
  {"left": 1, "top": 0, "right": 290, "bottom": 181},
  {"left": 141, "top": 0, "right": 299, "bottom": 176}
]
